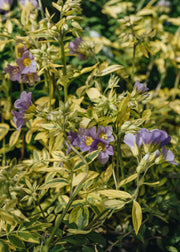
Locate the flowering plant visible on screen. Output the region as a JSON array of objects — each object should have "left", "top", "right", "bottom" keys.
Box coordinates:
[{"left": 0, "top": 0, "right": 179, "bottom": 251}]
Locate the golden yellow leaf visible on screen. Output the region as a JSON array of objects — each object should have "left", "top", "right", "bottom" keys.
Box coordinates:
[{"left": 132, "top": 200, "right": 142, "bottom": 235}]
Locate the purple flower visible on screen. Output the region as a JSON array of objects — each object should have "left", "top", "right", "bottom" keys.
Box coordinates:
[
  {"left": 157, "top": 0, "right": 170, "bottom": 7},
  {"left": 18, "top": 45, "right": 28, "bottom": 56},
  {"left": 19, "top": 0, "right": 38, "bottom": 7},
  {"left": 137, "top": 128, "right": 171, "bottom": 147},
  {"left": 161, "top": 147, "right": 178, "bottom": 165},
  {"left": 67, "top": 126, "right": 114, "bottom": 164},
  {"left": 4, "top": 64, "right": 21, "bottom": 82},
  {"left": 134, "top": 81, "right": 149, "bottom": 93},
  {"left": 123, "top": 133, "right": 140, "bottom": 156},
  {"left": 73, "top": 127, "right": 96, "bottom": 152},
  {"left": 22, "top": 72, "right": 40, "bottom": 86},
  {"left": 124, "top": 133, "right": 139, "bottom": 148},
  {"left": 124, "top": 128, "right": 171, "bottom": 149},
  {"left": 69, "top": 38, "right": 86, "bottom": 60},
  {"left": 16, "top": 51, "right": 37, "bottom": 74},
  {"left": 156, "top": 147, "right": 178, "bottom": 165},
  {"left": 68, "top": 131, "right": 78, "bottom": 145},
  {"left": 91, "top": 138, "right": 114, "bottom": 164},
  {"left": 124, "top": 128, "right": 177, "bottom": 165},
  {"left": 12, "top": 110, "right": 26, "bottom": 131},
  {"left": 0, "top": 0, "right": 13, "bottom": 12},
  {"left": 12, "top": 91, "right": 32, "bottom": 130},
  {"left": 96, "top": 126, "right": 114, "bottom": 143},
  {"left": 14, "top": 91, "right": 32, "bottom": 112}
]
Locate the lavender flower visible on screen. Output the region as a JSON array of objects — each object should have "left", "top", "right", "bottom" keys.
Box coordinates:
[
  {"left": 22, "top": 72, "right": 40, "bottom": 86},
  {"left": 124, "top": 128, "right": 177, "bottom": 165},
  {"left": 0, "top": 0, "right": 13, "bottom": 12},
  {"left": 134, "top": 81, "right": 149, "bottom": 93},
  {"left": 4, "top": 64, "right": 21, "bottom": 82},
  {"left": 69, "top": 38, "right": 86, "bottom": 60},
  {"left": 137, "top": 128, "right": 171, "bottom": 147},
  {"left": 16, "top": 51, "right": 37, "bottom": 74},
  {"left": 96, "top": 126, "right": 114, "bottom": 143},
  {"left": 19, "top": 0, "right": 38, "bottom": 7},
  {"left": 160, "top": 147, "right": 178, "bottom": 165},
  {"left": 73, "top": 127, "right": 96, "bottom": 152},
  {"left": 67, "top": 126, "right": 114, "bottom": 164},
  {"left": 157, "top": 0, "right": 170, "bottom": 7},
  {"left": 12, "top": 110, "right": 26, "bottom": 131},
  {"left": 18, "top": 45, "right": 28, "bottom": 57},
  {"left": 123, "top": 133, "right": 141, "bottom": 156},
  {"left": 91, "top": 138, "right": 114, "bottom": 164},
  {"left": 12, "top": 91, "right": 32, "bottom": 130},
  {"left": 14, "top": 91, "right": 32, "bottom": 112}
]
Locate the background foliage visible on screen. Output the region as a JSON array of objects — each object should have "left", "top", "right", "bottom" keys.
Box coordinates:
[{"left": 0, "top": 0, "right": 180, "bottom": 251}]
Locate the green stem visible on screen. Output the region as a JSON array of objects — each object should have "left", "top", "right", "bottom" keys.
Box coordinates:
[
  {"left": 131, "top": 43, "right": 136, "bottom": 87},
  {"left": 38, "top": 0, "right": 44, "bottom": 19},
  {"left": 37, "top": 200, "right": 47, "bottom": 220},
  {"left": 173, "top": 70, "right": 180, "bottom": 100},
  {"left": 153, "top": 72, "right": 165, "bottom": 98},
  {"left": 59, "top": 32, "right": 68, "bottom": 103},
  {"left": 43, "top": 144, "right": 89, "bottom": 251}
]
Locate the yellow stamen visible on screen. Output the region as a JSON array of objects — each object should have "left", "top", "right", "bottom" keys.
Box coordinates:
[
  {"left": 12, "top": 68, "right": 18, "bottom": 73},
  {"left": 23, "top": 58, "right": 31, "bottom": 67},
  {"left": 85, "top": 136, "right": 93, "bottom": 146},
  {"left": 99, "top": 133, "right": 108, "bottom": 140},
  {"left": 97, "top": 142, "right": 106, "bottom": 151}
]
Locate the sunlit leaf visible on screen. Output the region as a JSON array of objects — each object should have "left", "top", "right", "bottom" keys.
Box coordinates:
[
  {"left": 17, "top": 231, "right": 40, "bottom": 244},
  {"left": 9, "top": 130, "right": 21, "bottom": 148},
  {"left": 0, "top": 123, "right": 9, "bottom": 141},
  {"left": 96, "top": 65, "right": 124, "bottom": 76},
  {"left": 86, "top": 88, "right": 101, "bottom": 99},
  {"left": 132, "top": 200, "right": 142, "bottom": 235},
  {"left": 118, "top": 174, "right": 137, "bottom": 188},
  {"left": 98, "top": 189, "right": 131, "bottom": 199}
]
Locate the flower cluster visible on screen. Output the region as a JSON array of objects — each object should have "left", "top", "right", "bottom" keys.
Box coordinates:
[
  {"left": 68, "top": 126, "right": 114, "bottom": 164},
  {"left": 12, "top": 91, "right": 32, "bottom": 131},
  {"left": 4, "top": 46, "right": 40, "bottom": 85},
  {"left": 124, "top": 128, "right": 177, "bottom": 166}
]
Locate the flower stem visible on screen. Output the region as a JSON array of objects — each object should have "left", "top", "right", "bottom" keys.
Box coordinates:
[
  {"left": 173, "top": 70, "right": 180, "bottom": 100},
  {"left": 59, "top": 32, "right": 68, "bottom": 103},
  {"left": 43, "top": 144, "right": 89, "bottom": 251},
  {"left": 38, "top": 0, "right": 44, "bottom": 19}
]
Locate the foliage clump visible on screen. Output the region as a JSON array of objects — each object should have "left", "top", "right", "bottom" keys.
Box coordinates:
[{"left": 0, "top": 0, "right": 179, "bottom": 251}]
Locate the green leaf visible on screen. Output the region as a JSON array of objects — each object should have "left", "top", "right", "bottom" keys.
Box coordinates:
[
  {"left": 8, "top": 235, "right": 25, "bottom": 249},
  {"left": 39, "top": 178, "right": 69, "bottom": 189},
  {"left": 17, "top": 231, "right": 40, "bottom": 243},
  {"left": 77, "top": 206, "right": 89, "bottom": 229},
  {"left": 0, "top": 209, "right": 16, "bottom": 224},
  {"left": 86, "top": 88, "right": 101, "bottom": 99},
  {"left": 33, "top": 149, "right": 41, "bottom": 161},
  {"left": 118, "top": 174, "right": 137, "bottom": 188},
  {"left": 9, "top": 130, "right": 21, "bottom": 148},
  {"left": 98, "top": 189, "right": 131, "bottom": 199},
  {"left": 74, "top": 150, "right": 99, "bottom": 171},
  {"left": 132, "top": 200, "right": 142, "bottom": 235},
  {"left": 102, "top": 199, "right": 126, "bottom": 210},
  {"left": 26, "top": 130, "right": 32, "bottom": 144},
  {"left": 41, "top": 123, "right": 58, "bottom": 130},
  {"left": 96, "top": 65, "right": 124, "bottom": 76},
  {"left": 67, "top": 229, "right": 91, "bottom": 235},
  {"left": 0, "top": 123, "right": 9, "bottom": 141}
]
